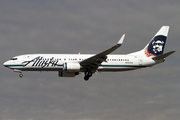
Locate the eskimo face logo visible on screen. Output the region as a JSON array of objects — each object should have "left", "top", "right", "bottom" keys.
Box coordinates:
[
  {"left": 152, "top": 40, "right": 164, "bottom": 53},
  {"left": 145, "top": 35, "right": 166, "bottom": 57}
]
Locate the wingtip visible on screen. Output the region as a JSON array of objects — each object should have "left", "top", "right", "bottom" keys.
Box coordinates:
[{"left": 117, "top": 34, "right": 125, "bottom": 45}]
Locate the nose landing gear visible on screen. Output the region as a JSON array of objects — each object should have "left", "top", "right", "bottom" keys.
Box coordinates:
[
  {"left": 13, "top": 69, "right": 23, "bottom": 78},
  {"left": 19, "top": 73, "right": 23, "bottom": 78}
]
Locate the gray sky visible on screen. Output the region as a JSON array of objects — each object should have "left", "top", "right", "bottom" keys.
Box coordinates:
[{"left": 0, "top": 0, "right": 180, "bottom": 120}]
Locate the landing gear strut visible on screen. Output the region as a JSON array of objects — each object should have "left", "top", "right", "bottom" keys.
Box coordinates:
[
  {"left": 84, "top": 70, "right": 92, "bottom": 81},
  {"left": 13, "top": 69, "right": 23, "bottom": 78}
]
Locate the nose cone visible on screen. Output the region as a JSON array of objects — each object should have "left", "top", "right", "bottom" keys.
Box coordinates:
[{"left": 3, "top": 61, "right": 10, "bottom": 67}]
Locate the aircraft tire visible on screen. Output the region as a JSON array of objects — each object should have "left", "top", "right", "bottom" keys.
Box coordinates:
[
  {"left": 19, "top": 74, "right": 23, "bottom": 78},
  {"left": 88, "top": 72, "right": 92, "bottom": 77},
  {"left": 84, "top": 76, "right": 89, "bottom": 81}
]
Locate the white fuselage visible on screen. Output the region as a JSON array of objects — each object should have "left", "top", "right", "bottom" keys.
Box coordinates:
[
  {"left": 3, "top": 26, "right": 174, "bottom": 80},
  {"left": 4, "top": 54, "right": 162, "bottom": 72}
]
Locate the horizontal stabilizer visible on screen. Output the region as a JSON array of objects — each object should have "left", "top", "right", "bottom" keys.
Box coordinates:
[{"left": 152, "top": 51, "right": 176, "bottom": 60}]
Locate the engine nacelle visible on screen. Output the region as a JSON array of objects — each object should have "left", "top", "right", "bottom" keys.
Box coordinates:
[
  {"left": 63, "top": 62, "right": 81, "bottom": 72},
  {"left": 58, "top": 71, "right": 79, "bottom": 77}
]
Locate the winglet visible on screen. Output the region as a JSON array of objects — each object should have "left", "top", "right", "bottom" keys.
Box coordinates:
[{"left": 117, "top": 34, "right": 125, "bottom": 45}]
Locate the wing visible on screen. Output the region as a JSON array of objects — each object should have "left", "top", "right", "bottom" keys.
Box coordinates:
[{"left": 80, "top": 34, "right": 125, "bottom": 71}]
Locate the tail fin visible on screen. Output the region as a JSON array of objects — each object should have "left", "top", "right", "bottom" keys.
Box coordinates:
[{"left": 144, "top": 26, "right": 169, "bottom": 57}]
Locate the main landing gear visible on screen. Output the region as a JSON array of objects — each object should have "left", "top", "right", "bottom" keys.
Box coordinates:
[{"left": 84, "top": 70, "right": 92, "bottom": 81}]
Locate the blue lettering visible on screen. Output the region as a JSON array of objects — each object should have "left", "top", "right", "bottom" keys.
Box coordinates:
[{"left": 22, "top": 56, "right": 59, "bottom": 68}]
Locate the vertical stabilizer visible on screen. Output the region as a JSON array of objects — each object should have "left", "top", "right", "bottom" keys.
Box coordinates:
[
  {"left": 128, "top": 26, "right": 170, "bottom": 57},
  {"left": 144, "top": 26, "right": 169, "bottom": 57}
]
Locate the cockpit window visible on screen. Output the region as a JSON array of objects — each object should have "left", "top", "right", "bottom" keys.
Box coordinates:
[{"left": 10, "top": 58, "right": 18, "bottom": 60}]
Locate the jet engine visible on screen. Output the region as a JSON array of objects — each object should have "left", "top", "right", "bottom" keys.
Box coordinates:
[{"left": 63, "top": 62, "right": 81, "bottom": 72}]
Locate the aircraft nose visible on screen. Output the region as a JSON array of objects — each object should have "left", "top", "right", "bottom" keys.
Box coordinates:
[{"left": 3, "top": 61, "right": 10, "bottom": 67}]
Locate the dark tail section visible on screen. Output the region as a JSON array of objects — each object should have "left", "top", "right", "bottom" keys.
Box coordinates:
[
  {"left": 128, "top": 26, "right": 175, "bottom": 59},
  {"left": 144, "top": 26, "right": 169, "bottom": 57}
]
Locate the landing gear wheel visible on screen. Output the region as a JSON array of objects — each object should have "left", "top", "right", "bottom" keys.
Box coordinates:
[
  {"left": 84, "top": 70, "right": 92, "bottom": 81},
  {"left": 88, "top": 72, "right": 92, "bottom": 77},
  {"left": 84, "top": 76, "right": 89, "bottom": 81},
  {"left": 19, "top": 74, "right": 23, "bottom": 78}
]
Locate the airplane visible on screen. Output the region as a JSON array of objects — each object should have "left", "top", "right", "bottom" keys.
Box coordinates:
[{"left": 3, "top": 26, "right": 175, "bottom": 81}]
